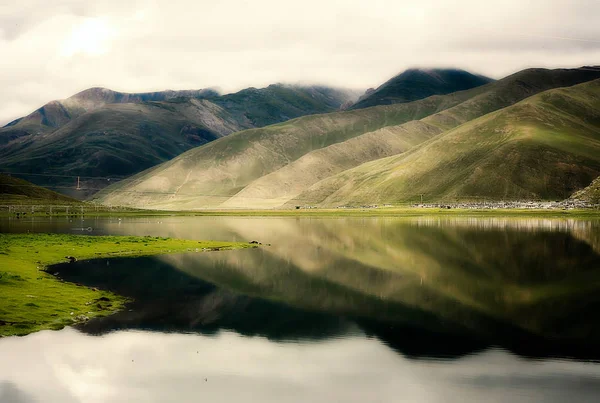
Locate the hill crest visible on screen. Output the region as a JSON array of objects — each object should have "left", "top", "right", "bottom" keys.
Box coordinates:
[{"left": 350, "top": 68, "right": 493, "bottom": 110}]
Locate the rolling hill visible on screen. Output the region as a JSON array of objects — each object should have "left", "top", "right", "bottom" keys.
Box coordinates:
[
  {"left": 350, "top": 68, "right": 493, "bottom": 109},
  {"left": 93, "top": 86, "right": 479, "bottom": 209},
  {"left": 0, "top": 85, "right": 358, "bottom": 197},
  {"left": 0, "top": 174, "right": 79, "bottom": 204},
  {"left": 95, "top": 66, "right": 600, "bottom": 210},
  {"left": 295, "top": 78, "right": 600, "bottom": 206}
]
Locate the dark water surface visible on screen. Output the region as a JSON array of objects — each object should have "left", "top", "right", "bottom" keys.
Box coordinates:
[{"left": 2, "top": 216, "right": 600, "bottom": 402}]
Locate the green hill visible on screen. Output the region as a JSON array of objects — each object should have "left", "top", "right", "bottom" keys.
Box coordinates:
[
  {"left": 0, "top": 174, "right": 80, "bottom": 204},
  {"left": 296, "top": 78, "right": 600, "bottom": 206},
  {"left": 351, "top": 68, "right": 493, "bottom": 109},
  {"left": 0, "top": 85, "right": 358, "bottom": 198},
  {"left": 93, "top": 88, "right": 479, "bottom": 209},
  {"left": 223, "top": 67, "right": 600, "bottom": 208},
  {"left": 95, "top": 66, "right": 600, "bottom": 210}
]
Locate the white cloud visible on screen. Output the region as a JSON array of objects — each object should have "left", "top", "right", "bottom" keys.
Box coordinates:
[
  {"left": 60, "top": 18, "right": 115, "bottom": 57},
  {"left": 1, "top": 0, "right": 599, "bottom": 124}
]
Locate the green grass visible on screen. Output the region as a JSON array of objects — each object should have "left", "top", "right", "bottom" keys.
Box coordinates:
[
  {"left": 160, "top": 207, "right": 600, "bottom": 218},
  {"left": 2, "top": 206, "right": 599, "bottom": 219},
  {"left": 0, "top": 233, "right": 254, "bottom": 337}
]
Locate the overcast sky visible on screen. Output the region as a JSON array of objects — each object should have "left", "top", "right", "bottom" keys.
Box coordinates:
[{"left": 1, "top": 0, "right": 599, "bottom": 125}]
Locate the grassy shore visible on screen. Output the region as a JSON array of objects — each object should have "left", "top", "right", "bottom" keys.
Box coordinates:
[
  {"left": 178, "top": 207, "right": 600, "bottom": 218},
  {"left": 0, "top": 233, "right": 254, "bottom": 337},
  {"left": 2, "top": 205, "right": 600, "bottom": 219}
]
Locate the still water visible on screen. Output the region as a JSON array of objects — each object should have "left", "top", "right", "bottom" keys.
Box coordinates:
[{"left": 1, "top": 216, "right": 600, "bottom": 402}]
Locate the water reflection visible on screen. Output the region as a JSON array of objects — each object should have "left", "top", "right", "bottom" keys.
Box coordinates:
[
  {"left": 39, "top": 216, "right": 600, "bottom": 360},
  {"left": 54, "top": 255, "right": 354, "bottom": 341},
  {"left": 4, "top": 216, "right": 600, "bottom": 401}
]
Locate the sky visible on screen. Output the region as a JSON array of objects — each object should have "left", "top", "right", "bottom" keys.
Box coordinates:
[{"left": 1, "top": 0, "right": 599, "bottom": 125}]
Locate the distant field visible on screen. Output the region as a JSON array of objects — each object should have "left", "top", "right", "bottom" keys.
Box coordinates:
[
  {"left": 1, "top": 203, "right": 599, "bottom": 219},
  {"left": 177, "top": 207, "right": 600, "bottom": 218}
]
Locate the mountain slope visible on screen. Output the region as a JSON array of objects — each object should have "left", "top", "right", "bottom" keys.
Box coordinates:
[
  {"left": 0, "top": 85, "right": 358, "bottom": 197},
  {"left": 222, "top": 67, "right": 600, "bottom": 208},
  {"left": 96, "top": 66, "right": 600, "bottom": 210},
  {"left": 295, "top": 78, "right": 600, "bottom": 206},
  {"left": 350, "top": 68, "right": 493, "bottom": 109},
  {"left": 94, "top": 89, "right": 482, "bottom": 209},
  {"left": 572, "top": 176, "right": 600, "bottom": 203},
  {"left": 0, "top": 174, "right": 79, "bottom": 203}
]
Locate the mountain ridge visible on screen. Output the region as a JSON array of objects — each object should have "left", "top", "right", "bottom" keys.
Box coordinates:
[
  {"left": 350, "top": 68, "right": 493, "bottom": 110},
  {"left": 95, "top": 66, "right": 600, "bottom": 209},
  {"left": 0, "top": 84, "right": 359, "bottom": 197},
  {"left": 293, "top": 78, "right": 600, "bottom": 206}
]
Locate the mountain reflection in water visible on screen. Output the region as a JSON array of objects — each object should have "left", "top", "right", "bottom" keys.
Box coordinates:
[{"left": 48, "top": 216, "right": 600, "bottom": 361}]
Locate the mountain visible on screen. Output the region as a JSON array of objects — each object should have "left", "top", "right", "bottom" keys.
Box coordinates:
[
  {"left": 572, "top": 176, "right": 600, "bottom": 204},
  {"left": 94, "top": 66, "right": 600, "bottom": 210},
  {"left": 350, "top": 68, "right": 493, "bottom": 109},
  {"left": 295, "top": 77, "right": 600, "bottom": 206},
  {"left": 1, "top": 87, "right": 219, "bottom": 134},
  {"left": 0, "top": 85, "right": 358, "bottom": 198},
  {"left": 0, "top": 174, "right": 79, "bottom": 204}
]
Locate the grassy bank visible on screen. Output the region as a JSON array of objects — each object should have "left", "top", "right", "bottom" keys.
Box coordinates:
[
  {"left": 1, "top": 200, "right": 600, "bottom": 220},
  {"left": 0, "top": 233, "right": 254, "bottom": 337},
  {"left": 181, "top": 207, "right": 600, "bottom": 218}
]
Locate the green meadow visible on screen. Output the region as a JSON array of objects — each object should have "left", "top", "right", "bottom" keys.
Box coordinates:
[{"left": 0, "top": 233, "right": 254, "bottom": 337}]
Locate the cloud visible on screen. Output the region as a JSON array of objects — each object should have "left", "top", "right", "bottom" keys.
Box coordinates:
[{"left": 1, "top": 0, "right": 599, "bottom": 124}]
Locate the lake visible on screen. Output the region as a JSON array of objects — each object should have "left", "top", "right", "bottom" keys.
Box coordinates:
[{"left": 1, "top": 215, "right": 600, "bottom": 402}]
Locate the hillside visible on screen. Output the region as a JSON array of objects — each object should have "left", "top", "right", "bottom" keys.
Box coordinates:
[
  {"left": 0, "top": 85, "right": 358, "bottom": 197},
  {"left": 572, "top": 177, "right": 600, "bottom": 203},
  {"left": 222, "top": 67, "right": 600, "bottom": 208},
  {"left": 93, "top": 88, "right": 478, "bottom": 209},
  {"left": 0, "top": 174, "right": 79, "bottom": 204},
  {"left": 95, "top": 66, "right": 600, "bottom": 210},
  {"left": 295, "top": 78, "right": 600, "bottom": 206},
  {"left": 350, "top": 68, "right": 493, "bottom": 109}
]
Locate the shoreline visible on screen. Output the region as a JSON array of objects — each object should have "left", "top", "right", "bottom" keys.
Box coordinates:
[
  {"left": 0, "top": 234, "right": 256, "bottom": 337},
  {"left": 0, "top": 199, "right": 599, "bottom": 219}
]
